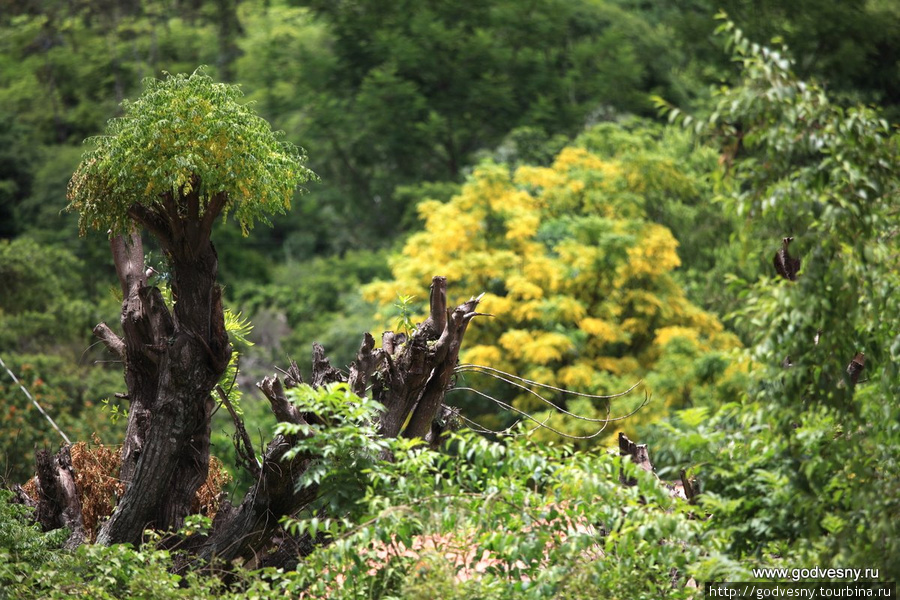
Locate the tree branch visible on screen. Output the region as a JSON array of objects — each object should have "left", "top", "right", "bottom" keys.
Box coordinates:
[
  {"left": 348, "top": 333, "right": 385, "bottom": 398},
  {"left": 418, "top": 276, "right": 447, "bottom": 339},
  {"left": 200, "top": 191, "right": 228, "bottom": 244},
  {"left": 93, "top": 323, "right": 125, "bottom": 359},
  {"left": 311, "top": 343, "right": 344, "bottom": 388},
  {"left": 109, "top": 231, "right": 146, "bottom": 296},
  {"left": 257, "top": 375, "right": 304, "bottom": 425},
  {"left": 402, "top": 292, "right": 485, "bottom": 441},
  {"left": 215, "top": 385, "right": 260, "bottom": 480},
  {"left": 127, "top": 202, "right": 172, "bottom": 249}
]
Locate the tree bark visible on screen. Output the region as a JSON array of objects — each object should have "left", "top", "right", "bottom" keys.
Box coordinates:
[
  {"left": 95, "top": 191, "right": 231, "bottom": 545},
  {"left": 33, "top": 445, "right": 86, "bottom": 550},
  {"left": 191, "top": 277, "right": 486, "bottom": 567},
  {"left": 46, "top": 263, "right": 483, "bottom": 565}
]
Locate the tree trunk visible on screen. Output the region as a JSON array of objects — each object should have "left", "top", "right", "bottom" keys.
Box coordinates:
[
  {"left": 32, "top": 445, "right": 86, "bottom": 550},
  {"left": 45, "top": 240, "right": 483, "bottom": 565},
  {"left": 192, "top": 277, "right": 486, "bottom": 567},
  {"left": 94, "top": 195, "right": 230, "bottom": 544}
]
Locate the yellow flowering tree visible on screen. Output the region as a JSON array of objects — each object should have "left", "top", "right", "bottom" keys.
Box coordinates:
[{"left": 366, "top": 126, "right": 743, "bottom": 444}]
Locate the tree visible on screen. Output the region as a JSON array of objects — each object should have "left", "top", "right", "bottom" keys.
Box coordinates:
[
  {"left": 54, "top": 71, "right": 505, "bottom": 567},
  {"left": 365, "top": 127, "right": 743, "bottom": 444},
  {"left": 650, "top": 19, "right": 900, "bottom": 575},
  {"left": 0, "top": 115, "right": 39, "bottom": 237},
  {"left": 240, "top": 0, "right": 679, "bottom": 251},
  {"left": 66, "top": 70, "right": 313, "bottom": 544}
]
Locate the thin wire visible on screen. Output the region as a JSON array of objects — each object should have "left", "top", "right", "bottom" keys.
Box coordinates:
[
  {"left": 457, "top": 363, "right": 643, "bottom": 399},
  {"left": 449, "top": 386, "right": 615, "bottom": 440},
  {"left": 455, "top": 413, "right": 504, "bottom": 435},
  {"left": 0, "top": 354, "right": 71, "bottom": 444},
  {"left": 456, "top": 365, "right": 626, "bottom": 423},
  {"left": 454, "top": 411, "right": 526, "bottom": 436}
]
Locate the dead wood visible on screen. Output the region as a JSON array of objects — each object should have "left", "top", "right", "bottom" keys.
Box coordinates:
[{"left": 33, "top": 445, "right": 86, "bottom": 550}]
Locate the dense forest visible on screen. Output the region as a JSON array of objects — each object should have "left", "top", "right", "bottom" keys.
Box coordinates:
[{"left": 1, "top": 0, "right": 899, "bottom": 597}]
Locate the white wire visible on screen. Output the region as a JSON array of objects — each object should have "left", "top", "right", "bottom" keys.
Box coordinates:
[{"left": 0, "top": 354, "right": 71, "bottom": 444}]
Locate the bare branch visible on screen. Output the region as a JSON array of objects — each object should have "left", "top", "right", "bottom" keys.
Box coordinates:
[
  {"left": 93, "top": 323, "right": 125, "bottom": 359},
  {"left": 348, "top": 333, "right": 385, "bottom": 398},
  {"left": 274, "top": 359, "right": 303, "bottom": 389},
  {"left": 311, "top": 343, "right": 344, "bottom": 388},
  {"left": 215, "top": 385, "right": 261, "bottom": 480},
  {"left": 257, "top": 375, "right": 303, "bottom": 425}
]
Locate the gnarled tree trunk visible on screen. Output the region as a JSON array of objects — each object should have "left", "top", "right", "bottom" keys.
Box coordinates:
[
  {"left": 33, "top": 194, "right": 484, "bottom": 565},
  {"left": 31, "top": 445, "right": 86, "bottom": 550},
  {"left": 195, "top": 276, "right": 486, "bottom": 566},
  {"left": 93, "top": 188, "right": 231, "bottom": 545}
]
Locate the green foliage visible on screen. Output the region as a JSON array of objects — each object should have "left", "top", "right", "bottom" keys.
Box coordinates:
[
  {"left": 229, "top": 249, "right": 391, "bottom": 375},
  {"left": 0, "top": 235, "right": 125, "bottom": 481},
  {"left": 252, "top": 382, "right": 716, "bottom": 597},
  {"left": 571, "top": 119, "right": 739, "bottom": 309},
  {"left": 290, "top": 429, "right": 712, "bottom": 599},
  {"left": 206, "top": 307, "right": 260, "bottom": 489},
  {"left": 6, "top": 540, "right": 217, "bottom": 599},
  {"left": 699, "top": 16, "right": 899, "bottom": 406},
  {"left": 215, "top": 307, "right": 254, "bottom": 413},
  {"left": 0, "top": 237, "right": 88, "bottom": 348},
  {"left": 280, "top": 383, "right": 389, "bottom": 519},
  {"left": 0, "top": 235, "right": 120, "bottom": 369},
  {"left": 5, "top": 1, "right": 900, "bottom": 592},
  {"left": 0, "top": 354, "right": 125, "bottom": 484},
  {"left": 688, "top": 1, "right": 900, "bottom": 118},
  {"left": 0, "top": 489, "right": 68, "bottom": 587},
  {"left": 67, "top": 69, "right": 315, "bottom": 236},
  {"left": 648, "top": 20, "right": 900, "bottom": 576},
  {"left": 243, "top": 0, "right": 682, "bottom": 249},
  {"left": 99, "top": 398, "right": 129, "bottom": 425},
  {"left": 393, "top": 293, "right": 417, "bottom": 336},
  {"left": 2, "top": 382, "right": 720, "bottom": 599},
  {"left": 0, "top": 115, "right": 39, "bottom": 237}
]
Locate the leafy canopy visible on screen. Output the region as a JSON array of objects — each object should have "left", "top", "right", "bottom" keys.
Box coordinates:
[
  {"left": 367, "top": 129, "right": 742, "bottom": 442},
  {"left": 649, "top": 18, "right": 900, "bottom": 575},
  {"left": 67, "top": 69, "right": 315, "bottom": 236}
]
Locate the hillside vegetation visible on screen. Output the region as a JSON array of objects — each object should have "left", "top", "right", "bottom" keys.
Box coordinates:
[{"left": 1, "top": 1, "right": 898, "bottom": 596}]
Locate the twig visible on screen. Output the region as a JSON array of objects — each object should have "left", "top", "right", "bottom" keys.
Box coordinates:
[{"left": 215, "top": 385, "right": 261, "bottom": 479}]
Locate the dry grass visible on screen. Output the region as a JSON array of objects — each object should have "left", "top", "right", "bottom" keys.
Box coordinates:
[
  {"left": 193, "top": 454, "right": 230, "bottom": 521},
  {"left": 23, "top": 435, "right": 231, "bottom": 541},
  {"left": 72, "top": 434, "right": 125, "bottom": 540}
]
